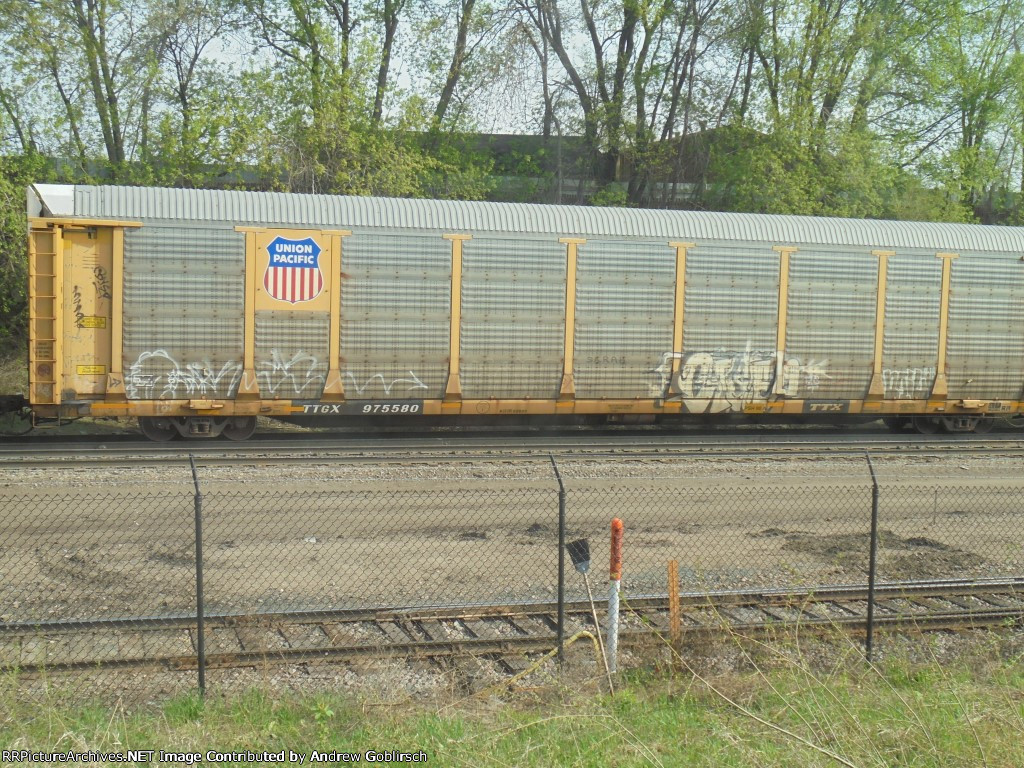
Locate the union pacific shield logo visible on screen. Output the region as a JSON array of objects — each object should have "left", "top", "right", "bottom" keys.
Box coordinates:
[{"left": 263, "top": 236, "right": 324, "bottom": 303}]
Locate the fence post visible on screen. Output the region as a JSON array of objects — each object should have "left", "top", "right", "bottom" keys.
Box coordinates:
[
  {"left": 550, "top": 455, "right": 566, "bottom": 666},
  {"left": 668, "top": 560, "right": 681, "bottom": 672},
  {"left": 189, "top": 454, "right": 206, "bottom": 697},
  {"left": 865, "top": 451, "right": 880, "bottom": 663},
  {"left": 606, "top": 519, "right": 623, "bottom": 674}
]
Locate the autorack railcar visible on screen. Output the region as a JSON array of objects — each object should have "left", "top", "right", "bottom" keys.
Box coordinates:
[{"left": 12, "top": 183, "right": 1024, "bottom": 439}]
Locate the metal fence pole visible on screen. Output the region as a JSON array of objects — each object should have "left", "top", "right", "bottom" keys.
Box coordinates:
[
  {"left": 550, "top": 455, "right": 566, "bottom": 665},
  {"left": 865, "top": 452, "right": 880, "bottom": 662},
  {"left": 189, "top": 454, "right": 206, "bottom": 696}
]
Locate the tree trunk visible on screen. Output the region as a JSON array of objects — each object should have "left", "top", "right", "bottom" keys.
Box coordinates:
[
  {"left": 373, "top": 0, "right": 405, "bottom": 126},
  {"left": 433, "top": 0, "right": 476, "bottom": 126}
]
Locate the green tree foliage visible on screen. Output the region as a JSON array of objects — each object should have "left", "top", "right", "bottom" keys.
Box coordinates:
[
  {"left": 1, "top": 0, "right": 1024, "bottom": 354},
  {"left": 0, "top": 155, "right": 50, "bottom": 350}
]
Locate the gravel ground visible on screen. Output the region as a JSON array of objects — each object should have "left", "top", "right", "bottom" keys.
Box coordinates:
[
  {"left": 3, "top": 437, "right": 1023, "bottom": 707},
  {"left": 1, "top": 449, "right": 1021, "bottom": 491},
  {"left": 1, "top": 448, "right": 1022, "bottom": 623}
]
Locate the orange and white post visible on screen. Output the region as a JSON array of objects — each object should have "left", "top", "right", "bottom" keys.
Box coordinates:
[{"left": 607, "top": 518, "right": 624, "bottom": 673}]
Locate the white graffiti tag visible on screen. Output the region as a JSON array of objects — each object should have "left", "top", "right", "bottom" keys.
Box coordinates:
[
  {"left": 882, "top": 367, "right": 935, "bottom": 399},
  {"left": 126, "top": 350, "right": 242, "bottom": 399},
  {"left": 345, "top": 371, "right": 429, "bottom": 395},
  {"left": 257, "top": 350, "right": 326, "bottom": 396},
  {"left": 652, "top": 343, "right": 830, "bottom": 413}
]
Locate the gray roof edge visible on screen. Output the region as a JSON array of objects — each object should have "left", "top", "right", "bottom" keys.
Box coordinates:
[{"left": 33, "top": 183, "right": 1024, "bottom": 253}]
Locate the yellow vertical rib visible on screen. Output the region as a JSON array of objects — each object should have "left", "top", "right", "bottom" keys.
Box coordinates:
[
  {"left": 107, "top": 227, "right": 126, "bottom": 398},
  {"left": 667, "top": 242, "right": 694, "bottom": 404},
  {"left": 238, "top": 230, "right": 260, "bottom": 396},
  {"left": 53, "top": 225, "right": 64, "bottom": 405},
  {"left": 558, "top": 238, "right": 585, "bottom": 400},
  {"left": 773, "top": 246, "right": 797, "bottom": 396},
  {"left": 324, "top": 230, "right": 351, "bottom": 398},
  {"left": 932, "top": 252, "right": 959, "bottom": 399},
  {"left": 444, "top": 234, "right": 471, "bottom": 400},
  {"left": 868, "top": 250, "right": 894, "bottom": 397}
]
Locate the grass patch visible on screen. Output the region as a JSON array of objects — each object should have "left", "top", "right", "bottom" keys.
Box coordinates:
[{"left": 2, "top": 632, "right": 1024, "bottom": 766}]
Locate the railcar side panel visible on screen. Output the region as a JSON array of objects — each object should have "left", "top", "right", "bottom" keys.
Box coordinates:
[
  {"left": 947, "top": 253, "right": 1024, "bottom": 400},
  {"left": 881, "top": 253, "right": 942, "bottom": 400},
  {"left": 123, "top": 226, "right": 244, "bottom": 400},
  {"left": 460, "top": 237, "right": 565, "bottom": 399},
  {"left": 255, "top": 311, "right": 330, "bottom": 399},
  {"left": 340, "top": 233, "right": 451, "bottom": 400},
  {"left": 573, "top": 240, "right": 675, "bottom": 399},
  {"left": 785, "top": 249, "right": 876, "bottom": 399},
  {"left": 676, "top": 245, "right": 779, "bottom": 411}
]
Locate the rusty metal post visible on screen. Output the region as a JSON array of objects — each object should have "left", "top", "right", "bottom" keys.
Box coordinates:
[
  {"left": 189, "top": 454, "right": 206, "bottom": 696},
  {"left": 607, "top": 518, "right": 623, "bottom": 673}
]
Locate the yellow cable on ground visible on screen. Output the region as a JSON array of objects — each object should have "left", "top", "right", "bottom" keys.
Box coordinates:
[{"left": 475, "top": 631, "right": 606, "bottom": 699}]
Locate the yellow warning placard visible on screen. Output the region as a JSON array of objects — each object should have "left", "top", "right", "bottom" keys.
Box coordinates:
[
  {"left": 77, "top": 365, "right": 107, "bottom": 375},
  {"left": 80, "top": 316, "right": 107, "bottom": 328}
]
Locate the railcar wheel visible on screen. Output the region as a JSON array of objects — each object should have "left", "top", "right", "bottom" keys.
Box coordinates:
[
  {"left": 222, "top": 416, "right": 257, "bottom": 441},
  {"left": 940, "top": 415, "right": 989, "bottom": 433},
  {"left": 912, "top": 416, "right": 942, "bottom": 434},
  {"left": 139, "top": 417, "right": 177, "bottom": 442},
  {"left": 972, "top": 417, "right": 995, "bottom": 434},
  {"left": 882, "top": 416, "right": 909, "bottom": 432}
]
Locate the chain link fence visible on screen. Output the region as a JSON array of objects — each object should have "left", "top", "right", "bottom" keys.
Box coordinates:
[
  {"left": 202, "top": 486, "right": 559, "bottom": 615},
  {"left": 2, "top": 456, "right": 1023, "bottom": 704}
]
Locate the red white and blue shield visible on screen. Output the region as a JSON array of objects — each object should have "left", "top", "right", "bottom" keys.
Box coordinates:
[{"left": 264, "top": 236, "right": 324, "bottom": 304}]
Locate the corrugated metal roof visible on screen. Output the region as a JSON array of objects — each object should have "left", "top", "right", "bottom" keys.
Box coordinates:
[{"left": 32, "top": 183, "right": 1024, "bottom": 253}]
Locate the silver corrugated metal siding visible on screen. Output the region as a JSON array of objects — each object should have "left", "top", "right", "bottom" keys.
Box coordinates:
[
  {"left": 255, "top": 311, "right": 329, "bottom": 398},
  {"left": 340, "top": 234, "right": 451, "bottom": 400},
  {"left": 947, "top": 254, "right": 1024, "bottom": 399},
  {"left": 785, "top": 250, "right": 876, "bottom": 398},
  {"left": 882, "top": 253, "right": 941, "bottom": 399},
  {"left": 44, "top": 184, "right": 1024, "bottom": 408},
  {"left": 460, "top": 238, "right": 565, "bottom": 399},
  {"left": 55, "top": 184, "right": 1024, "bottom": 253},
  {"left": 122, "top": 227, "right": 244, "bottom": 399},
  {"left": 573, "top": 240, "right": 675, "bottom": 398},
  {"left": 679, "top": 246, "right": 779, "bottom": 406}
]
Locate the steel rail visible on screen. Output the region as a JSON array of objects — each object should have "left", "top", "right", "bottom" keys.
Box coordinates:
[
  {"left": 3, "top": 577, "right": 1020, "bottom": 637},
  {"left": 4, "top": 578, "right": 1022, "bottom": 675},
  {"left": 3, "top": 433, "right": 1024, "bottom": 468}
]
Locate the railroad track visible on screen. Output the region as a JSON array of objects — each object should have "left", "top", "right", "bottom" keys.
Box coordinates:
[
  {"left": 4, "top": 430, "right": 1024, "bottom": 468},
  {"left": 4, "top": 578, "right": 1022, "bottom": 676}
]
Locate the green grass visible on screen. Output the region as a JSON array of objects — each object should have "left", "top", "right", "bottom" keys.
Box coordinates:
[{"left": 3, "top": 632, "right": 1024, "bottom": 767}]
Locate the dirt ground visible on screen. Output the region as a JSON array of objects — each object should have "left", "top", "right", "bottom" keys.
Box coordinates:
[{"left": 1, "top": 451, "right": 1022, "bottom": 625}]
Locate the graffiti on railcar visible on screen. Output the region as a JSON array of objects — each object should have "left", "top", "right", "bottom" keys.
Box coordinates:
[
  {"left": 345, "top": 371, "right": 429, "bottom": 396},
  {"left": 126, "top": 349, "right": 432, "bottom": 400},
  {"left": 652, "top": 344, "right": 831, "bottom": 412},
  {"left": 256, "top": 350, "right": 326, "bottom": 396},
  {"left": 92, "top": 266, "right": 112, "bottom": 299},
  {"left": 126, "top": 350, "right": 243, "bottom": 399},
  {"left": 72, "top": 285, "right": 85, "bottom": 329},
  {"left": 882, "top": 367, "right": 935, "bottom": 398}
]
